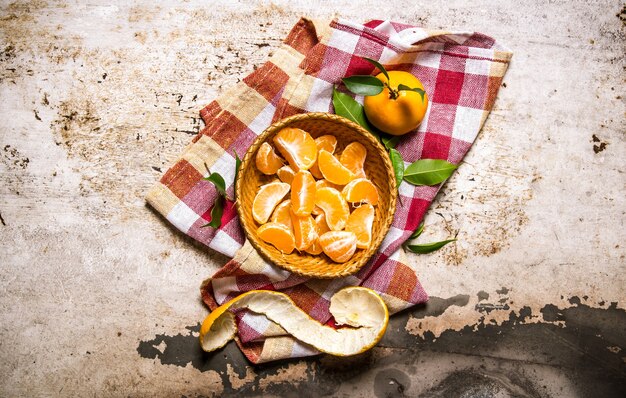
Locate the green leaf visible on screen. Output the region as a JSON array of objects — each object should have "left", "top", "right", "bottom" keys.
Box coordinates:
[
  {"left": 403, "top": 159, "right": 458, "bottom": 186},
  {"left": 388, "top": 148, "right": 404, "bottom": 189},
  {"left": 342, "top": 76, "right": 384, "bottom": 96},
  {"left": 381, "top": 134, "right": 400, "bottom": 150},
  {"left": 363, "top": 57, "right": 389, "bottom": 82},
  {"left": 409, "top": 221, "right": 425, "bottom": 240},
  {"left": 397, "top": 84, "right": 426, "bottom": 102},
  {"left": 405, "top": 239, "right": 456, "bottom": 254},
  {"left": 332, "top": 87, "right": 372, "bottom": 133},
  {"left": 201, "top": 195, "right": 225, "bottom": 229},
  {"left": 234, "top": 151, "right": 241, "bottom": 183},
  {"left": 204, "top": 172, "right": 227, "bottom": 196}
]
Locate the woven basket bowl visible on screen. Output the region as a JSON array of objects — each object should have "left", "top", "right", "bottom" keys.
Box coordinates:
[{"left": 235, "top": 112, "right": 397, "bottom": 278}]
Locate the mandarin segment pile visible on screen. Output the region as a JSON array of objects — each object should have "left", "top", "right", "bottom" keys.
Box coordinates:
[{"left": 252, "top": 127, "right": 380, "bottom": 263}]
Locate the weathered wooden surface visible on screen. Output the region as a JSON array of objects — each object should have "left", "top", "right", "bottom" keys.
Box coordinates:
[{"left": 0, "top": 0, "right": 624, "bottom": 396}]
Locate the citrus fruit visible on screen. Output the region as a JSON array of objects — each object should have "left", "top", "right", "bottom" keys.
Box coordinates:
[
  {"left": 305, "top": 213, "right": 331, "bottom": 255},
  {"left": 339, "top": 142, "right": 367, "bottom": 178},
  {"left": 318, "top": 149, "right": 355, "bottom": 185},
  {"left": 345, "top": 204, "right": 375, "bottom": 249},
  {"left": 290, "top": 170, "right": 316, "bottom": 216},
  {"left": 252, "top": 182, "right": 290, "bottom": 224},
  {"left": 270, "top": 200, "right": 293, "bottom": 230},
  {"left": 255, "top": 142, "right": 284, "bottom": 175},
  {"left": 363, "top": 70, "right": 429, "bottom": 135},
  {"left": 257, "top": 222, "right": 296, "bottom": 254},
  {"left": 341, "top": 178, "right": 379, "bottom": 205},
  {"left": 318, "top": 231, "right": 357, "bottom": 263},
  {"left": 199, "top": 287, "right": 389, "bottom": 356},
  {"left": 310, "top": 135, "right": 338, "bottom": 179},
  {"left": 276, "top": 165, "right": 295, "bottom": 184},
  {"left": 314, "top": 187, "right": 350, "bottom": 231},
  {"left": 290, "top": 209, "right": 318, "bottom": 251},
  {"left": 273, "top": 127, "right": 317, "bottom": 171}
]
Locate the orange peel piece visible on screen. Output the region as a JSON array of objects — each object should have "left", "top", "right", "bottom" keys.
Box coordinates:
[{"left": 199, "top": 287, "right": 389, "bottom": 356}]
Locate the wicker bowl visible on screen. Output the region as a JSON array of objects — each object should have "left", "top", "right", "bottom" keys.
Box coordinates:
[{"left": 235, "top": 112, "right": 397, "bottom": 278}]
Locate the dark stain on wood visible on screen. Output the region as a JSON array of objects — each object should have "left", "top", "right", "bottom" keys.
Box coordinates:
[{"left": 136, "top": 297, "right": 626, "bottom": 397}]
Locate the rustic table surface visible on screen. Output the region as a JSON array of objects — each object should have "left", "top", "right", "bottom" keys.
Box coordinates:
[{"left": 1, "top": 0, "right": 624, "bottom": 396}]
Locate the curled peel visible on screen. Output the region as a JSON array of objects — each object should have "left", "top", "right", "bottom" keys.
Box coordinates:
[{"left": 199, "top": 287, "right": 389, "bottom": 356}]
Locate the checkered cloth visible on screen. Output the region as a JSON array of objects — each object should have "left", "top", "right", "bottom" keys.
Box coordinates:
[{"left": 147, "top": 18, "right": 511, "bottom": 363}]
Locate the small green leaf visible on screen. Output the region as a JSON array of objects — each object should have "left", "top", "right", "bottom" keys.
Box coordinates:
[
  {"left": 332, "top": 87, "right": 372, "bottom": 133},
  {"left": 388, "top": 149, "right": 404, "bottom": 189},
  {"left": 201, "top": 195, "right": 225, "bottom": 229},
  {"left": 363, "top": 57, "right": 389, "bottom": 82},
  {"left": 342, "top": 76, "right": 384, "bottom": 96},
  {"left": 381, "top": 134, "right": 400, "bottom": 150},
  {"left": 204, "top": 172, "right": 227, "bottom": 196},
  {"left": 403, "top": 159, "right": 458, "bottom": 186},
  {"left": 409, "top": 221, "right": 425, "bottom": 240},
  {"left": 397, "top": 84, "right": 426, "bottom": 102},
  {"left": 234, "top": 151, "right": 242, "bottom": 183},
  {"left": 405, "top": 239, "right": 456, "bottom": 254}
]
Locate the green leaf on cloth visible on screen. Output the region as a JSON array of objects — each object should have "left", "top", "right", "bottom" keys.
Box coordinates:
[
  {"left": 389, "top": 148, "right": 404, "bottom": 189},
  {"left": 332, "top": 87, "right": 372, "bottom": 134},
  {"left": 342, "top": 76, "right": 384, "bottom": 96},
  {"left": 404, "top": 159, "right": 458, "bottom": 186},
  {"left": 363, "top": 57, "right": 390, "bottom": 81},
  {"left": 201, "top": 195, "right": 225, "bottom": 229},
  {"left": 405, "top": 239, "right": 456, "bottom": 254}
]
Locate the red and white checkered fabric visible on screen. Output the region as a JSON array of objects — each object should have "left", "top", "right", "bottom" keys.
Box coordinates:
[{"left": 147, "top": 18, "right": 511, "bottom": 363}]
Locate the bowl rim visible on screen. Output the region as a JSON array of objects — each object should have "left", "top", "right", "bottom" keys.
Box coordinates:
[{"left": 235, "top": 112, "right": 397, "bottom": 278}]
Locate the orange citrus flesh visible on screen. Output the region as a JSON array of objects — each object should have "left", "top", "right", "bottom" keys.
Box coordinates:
[
  {"left": 273, "top": 127, "right": 318, "bottom": 171},
  {"left": 310, "top": 135, "right": 338, "bottom": 179},
  {"left": 290, "top": 209, "right": 318, "bottom": 251},
  {"left": 345, "top": 204, "right": 375, "bottom": 249},
  {"left": 255, "top": 142, "right": 285, "bottom": 175},
  {"left": 277, "top": 165, "right": 295, "bottom": 184},
  {"left": 340, "top": 142, "right": 367, "bottom": 178},
  {"left": 318, "top": 231, "right": 357, "bottom": 263},
  {"left": 252, "top": 182, "right": 291, "bottom": 224},
  {"left": 290, "top": 170, "right": 316, "bottom": 216},
  {"left": 305, "top": 213, "right": 331, "bottom": 255},
  {"left": 257, "top": 222, "right": 296, "bottom": 254},
  {"left": 318, "top": 149, "right": 355, "bottom": 185},
  {"left": 341, "top": 178, "right": 379, "bottom": 205},
  {"left": 363, "top": 71, "right": 429, "bottom": 136},
  {"left": 314, "top": 187, "right": 350, "bottom": 231},
  {"left": 270, "top": 200, "right": 293, "bottom": 231}
]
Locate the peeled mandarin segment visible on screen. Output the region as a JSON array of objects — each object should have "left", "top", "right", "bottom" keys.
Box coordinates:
[
  {"left": 273, "top": 127, "right": 317, "bottom": 171},
  {"left": 314, "top": 187, "right": 350, "bottom": 231},
  {"left": 255, "top": 142, "right": 284, "bottom": 175},
  {"left": 290, "top": 209, "right": 318, "bottom": 251},
  {"left": 252, "top": 182, "right": 290, "bottom": 224},
  {"left": 290, "top": 170, "right": 316, "bottom": 216},
  {"left": 305, "top": 213, "right": 331, "bottom": 255},
  {"left": 345, "top": 204, "right": 375, "bottom": 249},
  {"left": 199, "top": 287, "right": 389, "bottom": 356},
  {"left": 310, "top": 135, "right": 338, "bottom": 179},
  {"left": 339, "top": 142, "right": 367, "bottom": 178},
  {"left": 316, "top": 178, "right": 342, "bottom": 191},
  {"left": 318, "top": 231, "right": 357, "bottom": 263},
  {"left": 318, "top": 149, "right": 355, "bottom": 185},
  {"left": 270, "top": 200, "right": 293, "bottom": 231},
  {"left": 277, "top": 165, "right": 295, "bottom": 184},
  {"left": 341, "top": 178, "right": 379, "bottom": 206},
  {"left": 257, "top": 222, "right": 296, "bottom": 254}
]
